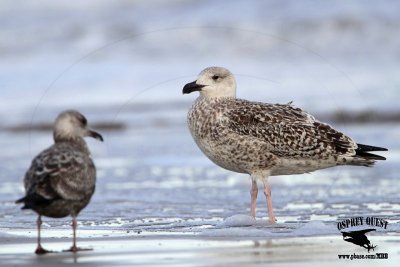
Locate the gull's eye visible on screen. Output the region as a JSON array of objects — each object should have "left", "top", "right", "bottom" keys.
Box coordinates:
[
  {"left": 212, "top": 75, "right": 219, "bottom": 81},
  {"left": 78, "top": 115, "right": 87, "bottom": 126}
]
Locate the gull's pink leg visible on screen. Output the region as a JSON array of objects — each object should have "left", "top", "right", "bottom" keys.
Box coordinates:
[
  {"left": 250, "top": 178, "right": 258, "bottom": 218},
  {"left": 35, "top": 215, "right": 51, "bottom": 254},
  {"left": 64, "top": 216, "right": 92, "bottom": 253},
  {"left": 262, "top": 178, "right": 276, "bottom": 224},
  {"left": 71, "top": 216, "right": 78, "bottom": 252},
  {"left": 64, "top": 216, "right": 78, "bottom": 252}
]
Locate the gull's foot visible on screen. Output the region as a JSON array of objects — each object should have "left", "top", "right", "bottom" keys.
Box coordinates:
[
  {"left": 268, "top": 218, "right": 277, "bottom": 224},
  {"left": 63, "top": 246, "right": 93, "bottom": 253},
  {"left": 35, "top": 247, "right": 53, "bottom": 255}
]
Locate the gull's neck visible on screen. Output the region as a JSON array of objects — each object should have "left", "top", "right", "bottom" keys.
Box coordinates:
[
  {"left": 197, "top": 95, "right": 235, "bottom": 103},
  {"left": 54, "top": 134, "right": 90, "bottom": 154}
]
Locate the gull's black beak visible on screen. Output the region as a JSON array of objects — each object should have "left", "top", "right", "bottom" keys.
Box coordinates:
[
  {"left": 88, "top": 130, "right": 104, "bottom": 142},
  {"left": 182, "top": 81, "right": 205, "bottom": 94}
]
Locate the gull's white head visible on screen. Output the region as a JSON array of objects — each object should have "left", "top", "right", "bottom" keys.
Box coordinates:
[
  {"left": 183, "top": 67, "right": 236, "bottom": 99},
  {"left": 53, "top": 110, "right": 103, "bottom": 143}
]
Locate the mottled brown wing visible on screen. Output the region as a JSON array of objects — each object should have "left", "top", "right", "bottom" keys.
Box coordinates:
[
  {"left": 24, "top": 143, "right": 95, "bottom": 201},
  {"left": 224, "top": 100, "right": 356, "bottom": 158}
]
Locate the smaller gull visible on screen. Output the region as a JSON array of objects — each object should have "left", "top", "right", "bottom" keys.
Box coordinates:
[
  {"left": 16, "top": 110, "right": 103, "bottom": 254},
  {"left": 183, "top": 66, "right": 387, "bottom": 224}
]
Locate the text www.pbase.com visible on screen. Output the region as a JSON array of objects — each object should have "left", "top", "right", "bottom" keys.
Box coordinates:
[{"left": 338, "top": 253, "right": 388, "bottom": 260}]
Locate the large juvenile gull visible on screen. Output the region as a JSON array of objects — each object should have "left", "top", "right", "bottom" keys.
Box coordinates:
[
  {"left": 16, "top": 110, "right": 103, "bottom": 254},
  {"left": 183, "top": 66, "right": 387, "bottom": 224}
]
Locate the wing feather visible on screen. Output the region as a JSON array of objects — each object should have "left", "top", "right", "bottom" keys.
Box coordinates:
[
  {"left": 24, "top": 143, "right": 95, "bottom": 202},
  {"left": 224, "top": 99, "right": 356, "bottom": 158}
]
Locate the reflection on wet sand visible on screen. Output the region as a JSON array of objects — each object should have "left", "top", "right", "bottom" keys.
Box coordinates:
[{"left": 0, "top": 235, "right": 399, "bottom": 266}]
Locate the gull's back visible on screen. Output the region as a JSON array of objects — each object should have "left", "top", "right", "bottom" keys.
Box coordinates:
[{"left": 19, "top": 141, "right": 96, "bottom": 218}]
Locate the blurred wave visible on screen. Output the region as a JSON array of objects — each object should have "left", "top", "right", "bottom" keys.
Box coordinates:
[
  {"left": 2, "top": 104, "right": 400, "bottom": 135},
  {"left": 0, "top": 0, "right": 399, "bottom": 117}
]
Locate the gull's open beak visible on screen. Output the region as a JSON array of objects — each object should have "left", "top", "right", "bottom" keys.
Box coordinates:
[
  {"left": 87, "top": 129, "right": 104, "bottom": 142},
  {"left": 182, "top": 81, "right": 205, "bottom": 94}
]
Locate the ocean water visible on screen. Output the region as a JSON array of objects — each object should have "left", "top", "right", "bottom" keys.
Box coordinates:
[
  {"left": 0, "top": 0, "right": 399, "bottom": 237},
  {"left": 0, "top": 121, "right": 398, "bottom": 237}
]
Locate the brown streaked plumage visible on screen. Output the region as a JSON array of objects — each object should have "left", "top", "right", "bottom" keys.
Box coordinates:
[
  {"left": 183, "top": 66, "right": 387, "bottom": 224},
  {"left": 16, "top": 110, "right": 103, "bottom": 254}
]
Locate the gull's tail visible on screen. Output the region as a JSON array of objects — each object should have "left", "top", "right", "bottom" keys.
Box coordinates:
[
  {"left": 343, "top": 143, "right": 388, "bottom": 167},
  {"left": 355, "top": 143, "right": 388, "bottom": 160}
]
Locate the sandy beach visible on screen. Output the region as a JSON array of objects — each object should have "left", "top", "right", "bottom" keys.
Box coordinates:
[{"left": 0, "top": 229, "right": 399, "bottom": 267}]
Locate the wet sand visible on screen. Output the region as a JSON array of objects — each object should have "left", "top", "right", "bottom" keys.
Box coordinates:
[{"left": 0, "top": 230, "right": 399, "bottom": 267}]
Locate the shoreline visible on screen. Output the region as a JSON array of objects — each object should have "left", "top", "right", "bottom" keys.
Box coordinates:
[
  {"left": 1, "top": 108, "right": 400, "bottom": 134},
  {"left": 1, "top": 229, "right": 399, "bottom": 266}
]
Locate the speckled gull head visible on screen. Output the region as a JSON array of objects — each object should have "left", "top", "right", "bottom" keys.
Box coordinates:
[
  {"left": 53, "top": 110, "right": 103, "bottom": 142},
  {"left": 182, "top": 67, "right": 237, "bottom": 98}
]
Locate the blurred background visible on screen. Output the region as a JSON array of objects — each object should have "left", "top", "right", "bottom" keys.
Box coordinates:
[{"left": 0, "top": 0, "right": 398, "bottom": 233}]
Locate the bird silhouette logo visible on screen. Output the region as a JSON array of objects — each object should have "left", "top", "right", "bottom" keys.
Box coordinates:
[{"left": 341, "top": 229, "right": 377, "bottom": 252}]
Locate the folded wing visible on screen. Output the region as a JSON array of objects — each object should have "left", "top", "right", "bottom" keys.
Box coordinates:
[{"left": 224, "top": 100, "right": 357, "bottom": 159}]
